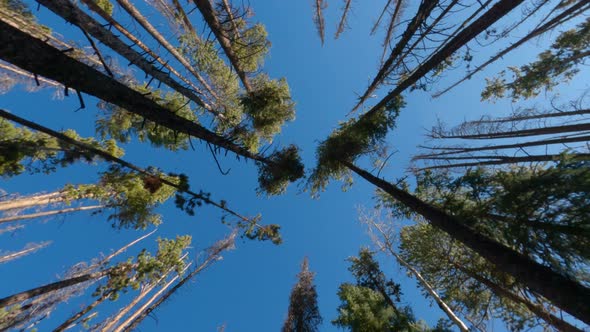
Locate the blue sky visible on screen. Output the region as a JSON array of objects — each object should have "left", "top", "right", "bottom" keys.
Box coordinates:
[{"left": 1, "top": 1, "right": 588, "bottom": 331}]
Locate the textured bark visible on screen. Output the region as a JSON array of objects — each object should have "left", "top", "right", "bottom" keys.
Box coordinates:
[
  {"left": 0, "top": 26, "right": 265, "bottom": 163},
  {"left": 343, "top": 161, "right": 590, "bottom": 324},
  {"left": 455, "top": 264, "right": 584, "bottom": 332},
  {"left": 37, "top": 0, "right": 221, "bottom": 117},
  {"left": 0, "top": 110, "right": 256, "bottom": 223},
  {"left": 415, "top": 134, "right": 590, "bottom": 158},
  {"left": 0, "top": 269, "right": 108, "bottom": 308},
  {"left": 0, "top": 192, "right": 67, "bottom": 211},
  {"left": 113, "top": 0, "right": 219, "bottom": 101},
  {"left": 79, "top": 0, "right": 203, "bottom": 99},
  {"left": 192, "top": 0, "right": 252, "bottom": 91}
]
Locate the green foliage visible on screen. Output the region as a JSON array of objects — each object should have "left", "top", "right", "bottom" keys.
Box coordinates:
[
  {"left": 0, "top": 0, "right": 34, "bottom": 21},
  {"left": 256, "top": 144, "right": 304, "bottom": 196},
  {"left": 92, "top": 0, "right": 114, "bottom": 15},
  {"left": 95, "top": 235, "right": 191, "bottom": 300},
  {"left": 399, "top": 223, "right": 541, "bottom": 331},
  {"left": 242, "top": 74, "right": 296, "bottom": 142},
  {"left": 96, "top": 85, "right": 198, "bottom": 151},
  {"left": 65, "top": 166, "right": 178, "bottom": 229},
  {"left": 0, "top": 120, "right": 124, "bottom": 177},
  {"left": 482, "top": 18, "right": 590, "bottom": 101},
  {"left": 309, "top": 96, "right": 405, "bottom": 194},
  {"left": 232, "top": 22, "right": 270, "bottom": 73},
  {"left": 282, "top": 258, "right": 322, "bottom": 332}
]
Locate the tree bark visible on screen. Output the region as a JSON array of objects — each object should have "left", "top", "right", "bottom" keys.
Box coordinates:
[
  {"left": 343, "top": 161, "right": 590, "bottom": 324},
  {"left": 113, "top": 0, "right": 219, "bottom": 101},
  {"left": 37, "top": 0, "right": 221, "bottom": 118},
  {"left": 416, "top": 153, "right": 590, "bottom": 170},
  {"left": 454, "top": 263, "right": 583, "bottom": 332},
  {"left": 192, "top": 0, "right": 252, "bottom": 91},
  {"left": 0, "top": 191, "right": 67, "bottom": 211},
  {"left": 0, "top": 205, "right": 103, "bottom": 224},
  {"left": 0, "top": 24, "right": 266, "bottom": 163},
  {"left": 435, "top": 122, "right": 590, "bottom": 140},
  {"left": 0, "top": 269, "right": 108, "bottom": 308}
]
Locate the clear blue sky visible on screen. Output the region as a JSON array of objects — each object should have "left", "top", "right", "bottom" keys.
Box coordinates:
[{"left": 1, "top": 1, "right": 588, "bottom": 331}]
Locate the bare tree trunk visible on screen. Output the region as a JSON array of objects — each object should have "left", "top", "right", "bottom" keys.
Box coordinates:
[
  {"left": 192, "top": 0, "right": 252, "bottom": 91},
  {"left": 416, "top": 153, "right": 590, "bottom": 170},
  {"left": 122, "top": 233, "right": 235, "bottom": 331},
  {"left": 343, "top": 161, "right": 590, "bottom": 324},
  {"left": 79, "top": 0, "right": 202, "bottom": 99},
  {"left": 0, "top": 241, "right": 51, "bottom": 263},
  {"left": 113, "top": 0, "right": 219, "bottom": 101},
  {"left": 352, "top": 0, "right": 439, "bottom": 113},
  {"left": 52, "top": 292, "right": 110, "bottom": 332},
  {"left": 0, "top": 205, "right": 103, "bottom": 224},
  {"left": 38, "top": 0, "right": 222, "bottom": 118},
  {"left": 434, "top": 122, "right": 590, "bottom": 140},
  {"left": 415, "top": 134, "right": 590, "bottom": 159},
  {"left": 335, "top": 0, "right": 353, "bottom": 39},
  {"left": 454, "top": 263, "right": 584, "bottom": 332},
  {"left": 0, "top": 191, "right": 67, "bottom": 211},
  {"left": 0, "top": 269, "right": 109, "bottom": 308},
  {"left": 0, "top": 26, "right": 267, "bottom": 163},
  {"left": 366, "top": 219, "right": 470, "bottom": 332}
]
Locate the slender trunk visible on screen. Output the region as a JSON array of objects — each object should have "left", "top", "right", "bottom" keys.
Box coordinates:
[
  {"left": 458, "top": 108, "right": 590, "bottom": 126},
  {"left": 38, "top": 0, "right": 221, "bottom": 118},
  {"left": 0, "top": 191, "right": 67, "bottom": 211},
  {"left": 113, "top": 0, "right": 219, "bottom": 101},
  {"left": 0, "top": 241, "right": 51, "bottom": 263},
  {"left": 0, "top": 61, "right": 62, "bottom": 89},
  {"left": 170, "top": 0, "right": 198, "bottom": 37},
  {"left": 454, "top": 263, "right": 583, "bottom": 332},
  {"left": 192, "top": 0, "right": 252, "bottom": 91},
  {"left": 219, "top": 0, "right": 241, "bottom": 39},
  {"left": 355, "top": 0, "right": 524, "bottom": 121},
  {"left": 0, "top": 26, "right": 266, "bottom": 163},
  {"left": 343, "top": 161, "right": 590, "bottom": 324},
  {"left": 0, "top": 269, "right": 108, "bottom": 308},
  {"left": 79, "top": 0, "right": 203, "bottom": 100},
  {"left": 371, "top": 0, "right": 396, "bottom": 35},
  {"left": 415, "top": 134, "right": 590, "bottom": 158},
  {"left": 352, "top": 0, "right": 439, "bottom": 113},
  {"left": 370, "top": 222, "right": 469, "bottom": 332},
  {"left": 434, "top": 0, "right": 590, "bottom": 97},
  {"left": 52, "top": 292, "right": 110, "bottom": 332},
  {"left": 100, "top": 254, "right": 189, "bottom": 332},
  {"left": 335, "top": 0, "right": 353, "bottom": 39},
  {"left": 436, "top": 122, "right": 590, "bottom": 140},
  {"left": 0, "top": 110, "right": 259, "bottom": 224},
  {"left": 313, "top": 0, "right": 327, "bottom": 45},
  {"left": 0, "top": 205, "right": 103, "bottom": 224},
  {"left": 122, "top": 234, "right": 235, "bottom": 331},
  {"left": 416, "top": 153, "right": 590, "bottom": 170}
]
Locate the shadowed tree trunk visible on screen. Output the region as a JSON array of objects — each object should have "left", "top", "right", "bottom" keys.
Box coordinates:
[
  {"left": 37, "top": 0, "right": 221, "bottom": 118},
  {"left": 342, "top": 160, "right": 590, "bottom": 324},
  {"left": 433, "top": 122, "right": 590, "bottom": 140},
  {"left": 416, "top": 153, "right": 590, "bottom": 170}
]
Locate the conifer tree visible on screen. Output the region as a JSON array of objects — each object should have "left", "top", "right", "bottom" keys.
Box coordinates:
[{"left": 282, "top": 257, "right": 322, "bottom": 332}]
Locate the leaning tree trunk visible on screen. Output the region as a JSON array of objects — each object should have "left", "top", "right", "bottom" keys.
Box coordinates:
[
  {"left": 0, "top": 24, "right": 267, "bottom": 164},
  {"left": 0, "top": 205, "right": 103, "bottom": 224},
  {"left": 435, "top": 122, "right": 590, "bottom": 140},
  {"left": 192, "top": 0, "right": 252, "bottom": 91},
  {"left": 0, "top": 191, "right": 67, "bottom": 211},
  {"left": 453, "top": 263, "right": 583, "bottom": 332},
  {"left": 416, "top": 153, "right": 590, "bottom": 170},
  {"left": 343, "top": 161, "right": 590, "bottom": 324},
  {"left": 37, "top": 0, "right": 221, "bottom": 118},
  {"left": 0, "top": 241, "right": 51, "bottom": 264}
]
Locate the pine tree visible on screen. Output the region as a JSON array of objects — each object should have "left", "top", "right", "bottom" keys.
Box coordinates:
[{"left": 282, "top": 257, "right": 322, "bottom": 332}]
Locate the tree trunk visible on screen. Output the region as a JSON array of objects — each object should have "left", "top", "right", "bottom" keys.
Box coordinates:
[
  {"left": 343, "top": 161, "right": 590, "bottom": 324},
  {"left": 352, "top": 0, "right": 439, "bottom": 112},
  {"left": 0, "top": 191, "right": 67, "bottom": 211},
  {"left": 0, "top": 241, "right": 51, "bottom": 263},
  {"left": 369, "top": 222, "right": 469, "bottom": 332},
  {"left": 192, "top": 0, "right": 252, "bottom": 91},
  {"left": 416, "top": 153, "right": 590, "bottom": 170},
  {"left": 0, "top": 25, "right": 267, "bottom": 163},
  {"left": 0, "top": 205, "right": 103, "bottom": 224},
  {"left": 436, "top": 122, "right": 590, "bottom": 140},
  {"left": 112, "top": 0, "right": 219, "bottom": 102},
  {"left": 415, "top": 134, "right": 590, "bottom": 158},
  {"left": 37, "top": 0, "right": 221, "bottom": 118},
  {"left": 454, "top": 263, "right": 583, "bottom": 332},
  {"left": 0, "top": 269, "right": 108, "bottom": 308},
  {"left": 52, "top": 292, "right": 109, "bottom": 332},
  {"left": 335, "top": 0, "right": 353, "bottom": 39}
]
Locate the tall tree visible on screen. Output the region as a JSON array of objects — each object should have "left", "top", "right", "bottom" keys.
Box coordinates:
[{"left": 282, "top": 257, "right": 322, "bottom": 332}]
